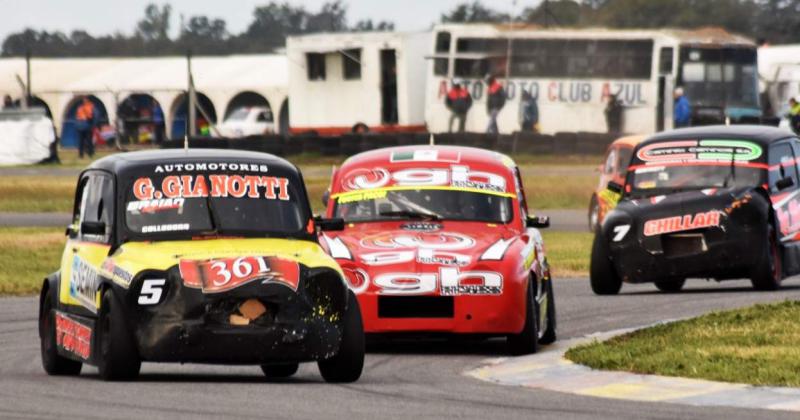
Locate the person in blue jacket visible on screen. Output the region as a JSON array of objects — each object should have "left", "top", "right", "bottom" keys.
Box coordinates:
[{"left": 674, "top": 87, "right": 691, "bottom": 128}]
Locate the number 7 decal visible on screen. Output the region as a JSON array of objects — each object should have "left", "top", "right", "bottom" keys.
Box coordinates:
[{"left": 613, "top": 225, "right": 630, "bottom": 242}]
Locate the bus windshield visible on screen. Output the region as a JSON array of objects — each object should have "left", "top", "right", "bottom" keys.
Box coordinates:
[{"left": 680, "top": 47, "right": 759, "bottom": 108}]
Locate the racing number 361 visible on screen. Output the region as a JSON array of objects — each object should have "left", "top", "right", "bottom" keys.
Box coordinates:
[{"left": 209, "top": 257, "right": 271, "bottom": 287}]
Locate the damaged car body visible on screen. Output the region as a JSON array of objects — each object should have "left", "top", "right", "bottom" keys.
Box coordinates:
[
  {"left": 39, "top": 149, "right": 364, "bottom": 382},
  {"left": 591, "top": 125, "right": 800, "bottom": 294}
]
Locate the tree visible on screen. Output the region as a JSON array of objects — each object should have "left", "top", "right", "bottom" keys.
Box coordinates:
[
  {"left": 352, "top": 19, "right": 395, "bottom": 31},
  {"left": 522, "top": 0, "right": 585, "bottom": 26},
  {"left": 440, "top": 1, "right": 510, "bottom": 23},
  {"left": 136, "top": 3, "right": 172, "bottom": 41}
]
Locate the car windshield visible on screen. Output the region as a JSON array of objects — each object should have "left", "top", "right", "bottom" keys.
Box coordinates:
[
  {"left": 628, "top": 139, "right": 765, "bottom": 196},
  {"left": 333, "top": 188, "right": 513, "bottom": 223},
  {"left": 226, "top": 108, "right": 250, "bottom": 122},
  {"left": 124, "top": 163, "right": 310, "bottom": 239}
]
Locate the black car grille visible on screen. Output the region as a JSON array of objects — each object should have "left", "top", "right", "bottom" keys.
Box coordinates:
[
  {"left": 378, "top": 296, "right": 454, "bottom": 318},
  {"left": 662, "top": 233, "right": 707, "bottom": 257}
]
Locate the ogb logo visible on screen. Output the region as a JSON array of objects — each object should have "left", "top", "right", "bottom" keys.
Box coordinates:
[
  {"left": 342, "top": 168, "right": 390, "bottom": 191},
  {"left": 359, "top": 231, "right": 476, "bottom": 250}
]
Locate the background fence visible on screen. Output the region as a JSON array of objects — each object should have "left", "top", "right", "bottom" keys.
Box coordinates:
[{"left": 161, "top": 131, "right": 619, "bottom": 156}]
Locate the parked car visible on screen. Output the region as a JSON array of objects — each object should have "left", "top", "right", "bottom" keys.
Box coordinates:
[
  {"left": 217, "top": 107, "right": 275, "bottom": 138},
  {"left": 39, "top": 149, "right": 363, "bottom": 382},
  {"left": 588, "top": 135, "right": 646, "bottom": 231},
  {"left": 319, "top": 146, "right": 556, "bottom": 355},
  {"left": 591, "top": 125, "right": 800, "bottom": 294}
]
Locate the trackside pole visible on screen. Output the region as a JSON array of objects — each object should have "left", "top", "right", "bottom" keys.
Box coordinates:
[{"left": 429, "top": 133, "right": 435, "bottom": 145}]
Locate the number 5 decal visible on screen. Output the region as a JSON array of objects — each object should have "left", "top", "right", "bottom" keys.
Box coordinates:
[
  {"left": 138, "top": 279, "right": 166, "bottom": 305},
  {"left": 613, "top": 225, "right": 630, "bottom": 242}
]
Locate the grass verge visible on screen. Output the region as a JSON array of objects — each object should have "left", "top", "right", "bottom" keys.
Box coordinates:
[
  {"left": 0, "top": 176, "right": 76, "bottom": 212},
  {"left": 0, "top": 227, "right": 64, "bottom": 295},
  {"left": 0, "top": 228, "right": 590, "bottom": 295},
  {"left": 566, "top": 301, "right": 800, "bottom": 387}
]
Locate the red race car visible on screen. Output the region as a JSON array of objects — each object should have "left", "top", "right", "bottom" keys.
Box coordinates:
[{"left": 320, "top": 146, "right": 556, "bottom": 354}]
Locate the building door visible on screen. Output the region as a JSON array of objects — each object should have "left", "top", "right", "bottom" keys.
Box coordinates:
[{"left": 380, "top": 49, "right": 398, "bottom": 125}]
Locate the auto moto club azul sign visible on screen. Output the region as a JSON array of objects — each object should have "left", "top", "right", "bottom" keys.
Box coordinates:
[{"left": 437, "top": 79, "right": 647, "bottom": 106}]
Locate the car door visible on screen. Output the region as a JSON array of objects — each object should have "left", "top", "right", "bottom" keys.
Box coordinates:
[
  {"left": 59, "top": 171, "right": 114, "bottom": 314},
  {"left": 768, "top": 141, "right": 800, "bottom": 243}
]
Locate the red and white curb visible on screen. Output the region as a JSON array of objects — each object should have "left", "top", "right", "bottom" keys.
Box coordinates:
[{"left": 467, "top": 326, "right": 800, "bottom": 412}]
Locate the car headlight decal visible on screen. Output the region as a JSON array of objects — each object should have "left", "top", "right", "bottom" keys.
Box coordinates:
[
  {"left": 322, "top": 235, "right": 352, "bottom": 260},
  {"left": 480, "top": 238, "right": 515, "bottom": 261}
]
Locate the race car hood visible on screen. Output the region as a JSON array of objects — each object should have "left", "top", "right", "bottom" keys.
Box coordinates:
[
  {"left": 321, "top": 220, "right": 524, "bottom": 294},
  {"left": 102, "top": 237, "right": 342, "bottom": 287}
]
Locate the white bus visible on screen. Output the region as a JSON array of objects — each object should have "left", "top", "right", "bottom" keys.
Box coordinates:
[
  {"left": 425, "top": 24, "right": 761, "bottom": 134},
  {"left": 286, "top": 31, "right": 429, "bottom": 135},
  {"left": 758, "top": 44, "right": 800, "bottom": 127}
]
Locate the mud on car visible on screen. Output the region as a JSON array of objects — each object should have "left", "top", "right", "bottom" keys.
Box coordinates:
[
  {"left": 39, "top": 149, "right": 364, "bottom": 382},
  {"left": 591, "top": 126, "right": 800, "bottom": 294},
  {"left": 319, "top": 146, "right": 556, "bottom": 355}
]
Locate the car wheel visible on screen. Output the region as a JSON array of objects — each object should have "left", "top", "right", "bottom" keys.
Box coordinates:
[
  {"left": 538, "top": 276, "right": 557, "bottom": 345},
  {"left": 507, "top": 279, "right": 539, "bottom": 355},
  {"left": 261, "top": 363, "right": 300, "bottom": 378},
  {"left": 751, "top": 224, "right": 782, "bottom": 291},
  {"left": 588, "top": 196, "right": 600, "bottom": 232},
  {"left": 96, "top": 288, "right": 141, "bottom": 381},
  {"left": 655, "top": 278, "right": 686, "bottom": 293},
  {"left": 40, "top": 288, "right": 82, "bottom": 376},
  {"left": 318, "top": 291, "right": 364, "bottom": 383},
  {"left": 590, "top": 233, "right": 623, "bottom": 295}
]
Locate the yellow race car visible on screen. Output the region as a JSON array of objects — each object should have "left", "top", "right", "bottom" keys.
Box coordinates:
[{"left": 38, "top": 149, "right": 363, "bottom": 382}]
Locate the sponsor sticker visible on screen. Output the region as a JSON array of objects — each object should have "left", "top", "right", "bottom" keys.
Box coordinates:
[
  {"left": 70, "top": 256, "right": 99, "bottom": 312},
  {"left": 55, "top": 312, "right": 92, "bottom": 360},
  {"left": 132, "top": 175, "right": 290, "bottom": 201},
  {"left": 643, "top": 210, "right": 721, "bottom": 236},
  {"left": 179, "top": 256, "right": 300, "bottom": 293},
  {"left": 637, "top": 140, "right": 763, "bottom": 163}
]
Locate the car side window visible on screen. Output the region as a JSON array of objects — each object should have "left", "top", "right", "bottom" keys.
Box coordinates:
[
  {"left": 768, "top": 143, "right": 799, "bottom": 193},
  {"left": 603, "top": 147, "right": 618, "bottom": 175},
  {"left": 514, "top": 167, "right": 529, "bottom": 221},
  {"left": 78, "top": 173, "right": 113, "bottom": 243}
]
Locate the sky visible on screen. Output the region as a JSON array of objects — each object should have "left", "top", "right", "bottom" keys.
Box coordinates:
[{"left": 0, "top": 0, "right": 520, "bottom": 41}]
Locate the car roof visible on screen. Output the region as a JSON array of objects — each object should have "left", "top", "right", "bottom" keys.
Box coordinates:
[
  {"left": 611, "top": 134, "right": 648, "bottom": 148},
  {"left": 87, "top": 148, "right": 300, "bottom": 175},
  {"left": 340, "top": 145, "right": 516, "bottom": 173},
  {"left": 641, "top": 125, "right": 796, "bottom": 148}
]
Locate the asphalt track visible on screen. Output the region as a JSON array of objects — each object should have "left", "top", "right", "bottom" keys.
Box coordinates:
[{"left": 2, "top": 279, "right": 800, "bottom": 419}]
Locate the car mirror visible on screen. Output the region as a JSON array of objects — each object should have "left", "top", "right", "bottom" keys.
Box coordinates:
[
  {"left": 607, "top": 181, "right": 623, "bottom": 194},
  {"left": 65, "top": 224, "right": 78, "bottom": 238},
  {"left": 776, "top": 176, "right": 795, "bottom": 191},
  {"left": 80, "top": 220, "right": 106, "bottom": 236},
  {"left": 315, "top": 217, "right": 345, "bottom": 231},
  {"left": 526, "top": 215, "right": 550, "bottom": 229},
  {"left": 321, "top": 189, "right": 330, "bottom": 207}
]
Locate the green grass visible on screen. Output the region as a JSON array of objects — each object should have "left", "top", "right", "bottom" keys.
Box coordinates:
[
  {"left": 0, "top": 227, "right": 64, "bottom": 295},
  {"left": 0, "top": 176, "right": 77, "bottom": 212},
  {"left": 0, "top": 228, "right": 590, "bottom": 295},
  {"left": 566, "top": 301, "right": 800, "bottom": 387}
]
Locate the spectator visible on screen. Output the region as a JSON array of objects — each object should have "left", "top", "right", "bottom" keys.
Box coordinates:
[
  {"left": 674, "top": 87, "right": 692, "bottom": 128},
  {"left": 152, "top": 100, "right": 165, "bottom": 144},
  {"left": 445, "top": 80, "right": 472, "bottom": 132},
  {"left": 2, "top": 95, "right": 13, "bottom": 109},
  {"left": 485, "top": 75, "right": 506, "bottom": 135},
  {"left": 519, "top": 90, "right": 539, "bottom": 132},
  {"left": 788, "top": 97, "right": 800, "bottom": 135},
  {"left": 605, "top": 93, "right": 623, "bottom": 133},
  {"left": 75, "top": 97, "right": 96, "bottom": 158}
]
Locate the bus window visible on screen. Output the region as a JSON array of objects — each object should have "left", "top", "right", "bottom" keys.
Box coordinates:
[
  {"left": 509, "top": 39, "right": 652, "bottom": 79},
  {"left": 343, "top": 49, "right": 362, "bottom": 80},
  {"left": 307, "top": 53, "right": 326, "bottom": 81},
  {"left": 659, "top": 47, "right": 673, "bottom": 75},
  {"left": 434, "top": 58, "right": 449, "bottom": 76},
  {"left": 679, "top": 47, "right": 758, "bottom": 109},
  {"left": 436, "top": 32, "right": 451, "bottom": 53}
]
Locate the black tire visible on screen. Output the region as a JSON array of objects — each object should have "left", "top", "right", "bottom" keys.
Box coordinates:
[
  {"left": 751, "top": 224, "right": 782, "bottom": 291},
  {"left": 39, "top": 288, "right": 82, "bottom": 376},
  {"left": 352, "top": 123, "right": 369, "bottom": 134},
  {"left": 507, "top": 279, "right": 539, "bottom": 355},
  {"left": 588, "top": 196, "right": 600, "bottom": 232},
  {"left": 590, "top": 233, "right": 623, "bottom": 295},
  {"left": 318, "top": 292, "right": 364, "bottom": 383},
  {"left": 96, "top": 288, "right": 141, "bottom": 381},
  {"left": 655, "top": 278, "right": 686, "bottom": 293},
  {"left": 260, "top": 363, "right": 299, "bottom": 378},
  {"left": 538, "top": 276, "right": 557, "bottom": 345}
]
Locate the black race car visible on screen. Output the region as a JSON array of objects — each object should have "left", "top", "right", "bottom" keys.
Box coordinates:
[
  {"left": 39, "top": 149, "right": 363, "bottom": 382},
  {"left": 591, "top": 125, "right": 800, "bottom": 294}
]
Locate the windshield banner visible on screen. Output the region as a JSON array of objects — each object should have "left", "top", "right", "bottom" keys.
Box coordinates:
[
  {"left": 131, "top": 175, "right": 290, "bottom": 201},
  {"left": 636, "top": 140, "right": 763, "bottom": 163}
]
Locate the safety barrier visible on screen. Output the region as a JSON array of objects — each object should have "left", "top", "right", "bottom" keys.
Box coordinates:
[{"left": 161, "top": 131, "right": 620, "bottom": 156}]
